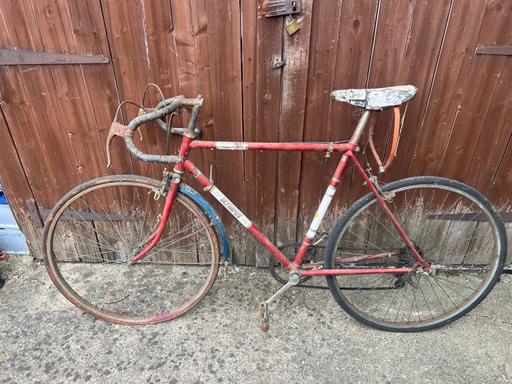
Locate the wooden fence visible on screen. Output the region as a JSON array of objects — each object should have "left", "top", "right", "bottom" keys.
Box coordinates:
[{"left": 0, "top": 0, "right": 510, "bottom": 265}]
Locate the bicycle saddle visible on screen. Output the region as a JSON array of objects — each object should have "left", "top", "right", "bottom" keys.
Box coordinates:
[{"left": 330, "top": 85, "right": 418, "bottom": 111}]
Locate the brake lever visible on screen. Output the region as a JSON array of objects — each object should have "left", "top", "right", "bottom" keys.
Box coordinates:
[{"left": 106, "top": 122, "right": 132, "bottom": 168}]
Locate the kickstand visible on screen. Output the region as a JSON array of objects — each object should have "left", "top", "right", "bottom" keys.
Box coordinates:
[
  {"left": 222, "top": 260, "right": 229, "bottom": 278},
  {"left": 258, "top": 273, "right": 300, "bottom": 332}
]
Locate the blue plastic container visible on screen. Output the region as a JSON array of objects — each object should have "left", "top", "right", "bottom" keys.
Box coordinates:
[
  {"left": 0, "top": 186, "right": 29, "bottom": 255},
  {"left": 0, "top": 191, "right": 7, "bottom": 205}
]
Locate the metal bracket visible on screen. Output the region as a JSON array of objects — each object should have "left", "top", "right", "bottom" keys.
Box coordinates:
[
  {"left": 0, "top": 48, "right": 110, "bottom": 65},
  {"left": 272, "top": 58, "right": 286, "bottom": 70},
  {"left": 260, "top": 0, "right": 302, "bottom": 17},
  {"left": 475, "top": 46, "right": 512, "bottom": 56},
  {"left": 324, "top": 142, "right": 334, "bottom": 158}
]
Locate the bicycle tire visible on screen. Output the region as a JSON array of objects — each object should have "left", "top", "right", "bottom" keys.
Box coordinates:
[
  {"left": 325, "top": 176, "right": 507, "bottom": 332},
  {"left": 43, "top": 175, "right": 220, "bottom": 325}
]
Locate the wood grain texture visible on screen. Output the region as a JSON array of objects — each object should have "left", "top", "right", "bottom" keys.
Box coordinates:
[
  {"left": 322, "top": 0, "right": 378, "bottom": 223},
  {"left": 0, "top": 110, "right": 40, "bottom": 254},
  {"left": 248, "top": 2, "right": 283, "bottom": 266},
  {"left": 205, "top": 0, "right": 245, "bottom": 264},
  {"left": 0, "top": 1, "right": 510, "bottom": 264},
  {"left": 240, "top": 0, "right": 258, "bottom": 265},
  {"left": 296, "top": 0, "right": 344, "bottom": 238},
  {"left": 0, "top": 1, "right": 91, "bottom": 208},
  {"left": 275, "top": 0, "right": 314, "bottom": 247},
  {"left": 404, "top": 0, "right": 488, "bottom": 178},
  {"left": 101, "top": 0, "right": 180, "bottom": 180}
]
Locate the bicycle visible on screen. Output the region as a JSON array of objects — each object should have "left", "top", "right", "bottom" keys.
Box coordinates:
[{"left": 42, "top": 85, "right": 507, "bottom": 332}]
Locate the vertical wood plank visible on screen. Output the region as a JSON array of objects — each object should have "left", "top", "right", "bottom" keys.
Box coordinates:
[
  {"left": 404, "top": 0, "right": 488, "bottom": 178},
  {"left": 30, "top": 0, "right": 123, "bottom": 181},
  {"left": 170, "top": 0, "right": 216, "bottom": 194},
  {"left": 0, "top": 1, "right": 82, "bottom": 209},
  {"left": 0, "top": 110, "right": 41, "bottom": 255},
  {"left": 386, "top": 0, "right": 453, "bottom": 181},
  {"left": 205, "top": 0, "right": 246, "bottom": 263},
  {"left": 274, "top": 0, "right": 314, "bottom": 247},
  {"left": 101, "top": 0, "right": 181, "bottom": 180},
  {"left": 321, "top": 0, "right": 378, "bottom": 224},
  {"left": 441, "top": 0, "right": 512, "bottom": 193},
  {"left": 240, "top": 0, "right": 258, "bottom": 265},
  {"left": 296, "top": 0, "right": 344, "bottom": 238},
  {"left": 254, "top": 6, "right": 284, "bottom": 266}
]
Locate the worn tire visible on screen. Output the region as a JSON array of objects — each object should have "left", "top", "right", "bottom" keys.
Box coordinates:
[{"left": 325, "top": 176, "right": 507, "bottom": 332}]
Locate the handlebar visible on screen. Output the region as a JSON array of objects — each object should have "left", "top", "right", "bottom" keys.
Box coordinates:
[
  {"left": 106, "top": 95, "right": 203, "bottom": 167},
  {"left": 124, "top": 98, "right": 183, "bottom": 164}
]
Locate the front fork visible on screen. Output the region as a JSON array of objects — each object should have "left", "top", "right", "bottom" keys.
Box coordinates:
[{"left": 128, "top": 173, "right": 181, "bottom": 265}]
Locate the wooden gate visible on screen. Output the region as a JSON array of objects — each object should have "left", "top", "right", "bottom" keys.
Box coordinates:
[{"left": 0, "top": 0, "right": 510, "bottom": 265}]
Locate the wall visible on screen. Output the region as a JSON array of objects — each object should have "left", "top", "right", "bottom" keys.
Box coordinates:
[{"left": 0, "top": 0, "right": 510, "bottom": 264}]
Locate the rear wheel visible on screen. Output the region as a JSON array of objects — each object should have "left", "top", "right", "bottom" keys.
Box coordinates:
[
  {"left": 43, "top": 175, "right": 220, "bottom": 324},
  {"left": 325, "top": 177, "right": 506, "bottom": 332}
]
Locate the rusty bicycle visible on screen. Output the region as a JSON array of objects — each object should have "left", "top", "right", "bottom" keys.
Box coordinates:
[{"left": 42, "top": 85, "right": 507, "bottom": 332}]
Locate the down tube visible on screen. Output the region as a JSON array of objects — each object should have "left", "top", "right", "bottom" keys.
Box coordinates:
[{"left": 183, "top": 160, "right": 294, "bottom": 271}]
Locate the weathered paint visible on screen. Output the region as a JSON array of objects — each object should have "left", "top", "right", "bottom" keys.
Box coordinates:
[
  {"left": 306, "top": 185, "right": 336, "bottom": 239},
  {"left": 210, "top": 186, "right": 252, "bottom": 229},
  {"left": 331, "top": 85, "right": 418, "bottom": 110},
  {"left": 348, "top": 152, "right": 430, "bottom": 269},
  {"left": 189, "top": 140, "right": 355, "bottom": 152},
  {"left": 129, "top": 180, "right": 180, "bottom": 264},
  {"left": 302, "top": 267, "right": 415, "bottom": 277},
  {"left": 179, "top": 184, "right": 230, "bottom": 262},
  {"left": 214, "top": 141, "right": 249, "bottom": 150}
]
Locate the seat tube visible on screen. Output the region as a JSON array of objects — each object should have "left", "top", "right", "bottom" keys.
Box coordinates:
[
  {"left": 293, "top": 156, "right": 350, "bottom": 267},
  {"left": 349, "top": 110, "right": 371, "bottom": 145},
  {"left": 294, "top": 110, "right": 371, "bottom": 268}
]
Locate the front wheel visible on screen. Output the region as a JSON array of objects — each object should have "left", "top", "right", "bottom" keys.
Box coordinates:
[
  {"left": 325, "top": 176, "right": 507, "bottom": 332},
  {"left": 43, "top": 175, "right": 221, "bottom": 324}
]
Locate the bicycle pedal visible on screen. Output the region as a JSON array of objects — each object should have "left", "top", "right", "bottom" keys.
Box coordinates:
[{"left": 258, "top": 303, "right": 270, "bottom": 332}]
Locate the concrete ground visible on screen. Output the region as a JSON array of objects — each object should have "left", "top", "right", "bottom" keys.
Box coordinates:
[{"left": 0, "top": 256, "right": 511, "bottom": 384}]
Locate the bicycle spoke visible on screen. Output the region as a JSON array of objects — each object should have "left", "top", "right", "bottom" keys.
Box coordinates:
[
  {"left": 327, "top": 179, "right": 503, "bottom": 330},
  {"left": 46, "top": 179, "right": 220, "bottom": 323},
  {"left": 416, "top": 274, "right": 435, "bottom": 321}
]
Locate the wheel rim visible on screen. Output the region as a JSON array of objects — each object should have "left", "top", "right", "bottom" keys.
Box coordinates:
[
  {"left": 328, "top": 181, "right": 503, "bottom": 330},
  {"left": 44, "top": 178, "right": 220, "bottom": 324}
]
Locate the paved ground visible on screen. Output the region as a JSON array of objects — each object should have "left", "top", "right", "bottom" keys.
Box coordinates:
[{"left": 0, "top": 256, "right": 511, "bottom": 384}]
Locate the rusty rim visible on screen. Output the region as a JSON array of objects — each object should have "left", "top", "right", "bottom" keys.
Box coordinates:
[{"left": 43, "top": 175, "right": 220, "bottom": 325}]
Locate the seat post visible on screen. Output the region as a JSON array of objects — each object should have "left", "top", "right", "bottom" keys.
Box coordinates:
[{"left": 349, "top": 110, "right": 371, "bottom": 146}]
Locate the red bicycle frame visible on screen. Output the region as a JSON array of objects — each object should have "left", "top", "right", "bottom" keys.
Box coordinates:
[{"left": 128, "top": 108, "right": 429, "bottom": 276}]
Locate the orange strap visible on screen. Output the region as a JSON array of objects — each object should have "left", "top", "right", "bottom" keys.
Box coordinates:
[{"left": 368, "top": 107, "right": 401, "bottom": 173}]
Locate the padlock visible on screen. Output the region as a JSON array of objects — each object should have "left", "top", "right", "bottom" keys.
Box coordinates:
[{"left": 285, "top": 15, "right": 301, "bottom": 36}]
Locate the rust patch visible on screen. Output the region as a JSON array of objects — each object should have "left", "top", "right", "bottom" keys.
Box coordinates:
[
  {"left": 260, "top": 0, "right": 302, "bottom": 17},
  {"left": 106, "top": 122, "right": 133, "bottom": 168}
]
